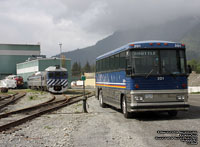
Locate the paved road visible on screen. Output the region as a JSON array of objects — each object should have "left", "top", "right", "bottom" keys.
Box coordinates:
[{"left": 71, "top": 95, "right": 200, "bottom": 147}]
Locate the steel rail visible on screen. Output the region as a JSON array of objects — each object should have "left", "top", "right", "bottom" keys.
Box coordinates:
[
  {"left": 0, "top": 95, "right": 56, "bottom": 119},
  {"left": 0, "top": 93, "right": 82, "bottom": 119},
  {"left": 0, "top": 93, "right": 18, "bottom": 101},
  {"left": 0, "top": 92, "right": 94, "bottom": 132},
  {"left": 0, "top": 95, "right": 12, "bottom": 101},
  {"left": 0, "top": 93, "right": 25, "bottom": 110}
]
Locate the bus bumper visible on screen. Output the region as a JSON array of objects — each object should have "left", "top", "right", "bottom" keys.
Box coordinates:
[{"left": 129, "top": 102, "right": 190, "bottom": 112}]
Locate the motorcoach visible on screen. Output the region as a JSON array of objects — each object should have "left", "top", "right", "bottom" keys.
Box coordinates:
[{"left": 95, "top": 41, "right": 190, "bottom": 118}]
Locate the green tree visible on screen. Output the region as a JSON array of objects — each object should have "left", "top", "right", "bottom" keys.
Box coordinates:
[
  {"left": 83, "top": 61, "right": 91, "bottom": 73},
  {"left": 188, "top": 59, "right": 200, "bottom": 73},
  {"left": 91, "top": 64, "right": 96, "bottom": 72},
  {"left": 78, "top": 62, "right": 82, "bottom": 74},
  {"left": 72, "top": 62, "right": 81, "bottom": 76}
]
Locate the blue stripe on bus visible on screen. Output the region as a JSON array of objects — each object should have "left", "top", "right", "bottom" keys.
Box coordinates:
[{"left": 96, "top": 71, "right": 187, "bottom": 90}]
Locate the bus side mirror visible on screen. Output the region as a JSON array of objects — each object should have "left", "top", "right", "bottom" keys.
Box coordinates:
[
  {"left": 187, "top": 65, "right": 192, "bottom": 74},
  {"left": 126, "top": 66, "right": 132, "bottom": 76}
]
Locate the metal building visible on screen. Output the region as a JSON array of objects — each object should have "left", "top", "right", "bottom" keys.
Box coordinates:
[
  {"left": 16, "top": 58, "right": 71, "bottom": 88},
  {"left": 0, "top": 44, "right": 40, "bottom": 79}
]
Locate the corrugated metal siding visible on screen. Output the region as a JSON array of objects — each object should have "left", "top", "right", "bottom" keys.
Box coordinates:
[
  {"left": 0, "top": 55, "right": 32, "bottom": 75},
  {"left": 0, "top": 44, "right": 40, "bottom": 80},
  {"left": 17, "top": 60, "right": 38, "bottom": 69},
  {"left": 0, "top": 44, "right": 40, "bottom": 51}
]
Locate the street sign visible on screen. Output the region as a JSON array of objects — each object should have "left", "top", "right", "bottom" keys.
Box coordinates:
[{"left": 81, "top": 75, "right": 86, "bottom": 81}]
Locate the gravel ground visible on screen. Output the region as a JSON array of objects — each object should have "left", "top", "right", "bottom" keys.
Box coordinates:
[
  {"left": 0, "top": 92, "right": 94, "bottom": 147},
  {"left": 0, "top": 91, "right": 53, "bottom": 114},
  {"left": 0, "top": 94, "right": 199, "bottom": 147}
]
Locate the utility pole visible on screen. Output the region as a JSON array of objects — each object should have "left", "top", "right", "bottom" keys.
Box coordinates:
[
  {"left": 59, "top": 42, "right": 62, "bottom": 68},
  {"left": 81, "top": 73, "right": 87, "bottom": 113}
]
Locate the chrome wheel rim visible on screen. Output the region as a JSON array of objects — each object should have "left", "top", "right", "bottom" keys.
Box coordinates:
[
  {"left": 122, "top": 98, "right": 126, "bottom": 114},
  {"left": 99, "top": 93, "right": 103, "bottom": 105}
]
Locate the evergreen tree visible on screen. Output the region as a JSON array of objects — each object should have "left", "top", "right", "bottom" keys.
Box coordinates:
[
  {"left": 72, "top": 62, "right": 81, "bottom": 76},
  {"left": 91, "top": 64, "right": 96, "bottom": 72},
  {"left": 83, "top": 61, "right": 91, "bottom": 73},
  {"left": 78, "top": 62, "right": 82, "bottom": 74}
]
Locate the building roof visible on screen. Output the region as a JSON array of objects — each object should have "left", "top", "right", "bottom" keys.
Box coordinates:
[{"left": 17, "top": 57, "right": 71, "bottom": 66}]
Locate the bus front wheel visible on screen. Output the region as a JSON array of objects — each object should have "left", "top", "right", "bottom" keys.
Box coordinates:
[
  {"left": 99, "top": 90, "right": 106, "bottom": 108},
  {"left": 122, "top": 96, "right": 131, "bottom": 118}
]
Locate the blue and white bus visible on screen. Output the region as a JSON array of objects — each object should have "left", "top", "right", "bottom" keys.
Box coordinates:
[{"left": 95, "top": 41, "right": 190, "bottom": 118}]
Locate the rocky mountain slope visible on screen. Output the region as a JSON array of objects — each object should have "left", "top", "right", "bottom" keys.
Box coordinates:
[{"left": 55, "top": 17, "right": 200, "bottom": 65}]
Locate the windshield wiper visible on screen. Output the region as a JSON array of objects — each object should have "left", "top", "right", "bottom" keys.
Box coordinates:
[
  {"left": 145, "top": 69, "right": 154, "bottom": 79},
  {"left": 163, "top": 68, "right": 177, "bottom": 79}
]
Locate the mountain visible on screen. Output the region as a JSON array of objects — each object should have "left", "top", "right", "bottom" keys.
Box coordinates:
[
  {"left": 181, "top": 24, "right": 200, "bottom": 60},
  {"left": 56, "top": 17, "right": 200, "bottom": 66}
]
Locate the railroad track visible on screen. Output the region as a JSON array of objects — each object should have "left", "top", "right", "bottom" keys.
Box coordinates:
[
  {"left": 0, "top": 92, "right": 94, "bottom": 132},
  {"left": 0, "top": 92, "right": 25, "bottom": 111},
  {"left": 0, "top": 94, "right": 12, "bottom": 101}
]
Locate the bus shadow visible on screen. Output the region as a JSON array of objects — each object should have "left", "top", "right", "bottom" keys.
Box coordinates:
[
  {"left": 135, "top": 105, "right": 200, "bottom": 121},
  {"left": 108, "top": 105, "right": 200, "bottom": 121}
]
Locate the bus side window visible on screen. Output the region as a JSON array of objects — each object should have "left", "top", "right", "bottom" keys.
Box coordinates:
[
  {"left": 96, "top": 61, "right": 99, "bottom": 72},
  {"left": 119, "top": 52, "right": 126, "bottom": 69},
  {"left": 109, "top": 56, "right": 115, "bottom": 70},
  {"left": 125, "top": 51, "right": 132, "bottom": 75},
  {"left": 114, "top": 54, "right": 119, "bottom": 70}
]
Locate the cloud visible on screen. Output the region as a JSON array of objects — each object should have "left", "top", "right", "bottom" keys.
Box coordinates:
[
  {"left": 0, "top": 0, "right": 200, "bottom": 56},
  {"left": 77, "top": 0, "right": 200, "bottom": 32}
]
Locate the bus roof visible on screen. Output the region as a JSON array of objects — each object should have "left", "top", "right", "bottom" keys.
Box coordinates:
[{"left": 96, "top": 40, "right": 185, "bottom": 61}]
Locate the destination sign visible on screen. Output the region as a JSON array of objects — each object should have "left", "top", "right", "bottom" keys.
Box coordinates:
[{"left": 132, "top": 51, "right": 156, "bottom": 56}]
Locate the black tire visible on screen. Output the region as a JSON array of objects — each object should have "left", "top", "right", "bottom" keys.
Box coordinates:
[
  {"left": 122, "top": 96, "right": 131, "bottom": 118},
  {"left": 168, "top": 110, "right": 178, "bottom": 117},
  {"left": 1, "top": 88, "right": 8, "bottom": 93},
  {"left": 99, "top": 90, "right": 106, "bottom": 108}
]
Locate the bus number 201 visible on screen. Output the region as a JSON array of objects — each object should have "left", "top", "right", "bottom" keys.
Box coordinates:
[{"left": 157, "top": 77, "right": 164, "bottom": 80}]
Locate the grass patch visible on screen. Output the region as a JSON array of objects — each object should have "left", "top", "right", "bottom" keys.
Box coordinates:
[
  {"left": 44, "top": 126, "right": 52, "bottom": 129},
  {"left": 22, "top": 89, "right": 47, "bottom": 95},
  {"left": 191, "top": 92, "right": 200, "bottom": 94},
  {"left": 0, "top": 91, "right": 16, "bottom": 95},
  {"left": 76, "top": 103, "right": 82, "bottom": 107},
  {"left": 0, "top": 89, "right": 19, "bottom": 95},
  {"left": 63, "top": 89, "right": 92, "bottom": 95},
  {"left": 28, "top": 95, "right": 37, "bottom": 100},
  {"left": 63, "top": 89, "right": 83, "bottom": 94}
]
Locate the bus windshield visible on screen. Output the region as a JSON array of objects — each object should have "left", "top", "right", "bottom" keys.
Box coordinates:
[
  {"left": 131, "top": 50, "right": 159, "bottom": 74},
  {"left": 131, "top": 50, "right": 186, "bottom": 75}
]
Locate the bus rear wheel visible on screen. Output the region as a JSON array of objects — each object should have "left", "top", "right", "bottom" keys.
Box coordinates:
[
  {"left": 99, "top": 90, "right": 106, "bottom": 108},
  {"left": 168, "top": 110, "right": 178, "bottom": 117},
  {"left": 122, "top": 96, "right": 131, "bottom": 118}
]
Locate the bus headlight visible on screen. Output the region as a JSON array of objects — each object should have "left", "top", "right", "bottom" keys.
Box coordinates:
[
  {"left": 134, "top": 96, "right": 143, "bottom": 101},
  {"left": 176, "top": 95, "right": 185, "bottom": 100}
]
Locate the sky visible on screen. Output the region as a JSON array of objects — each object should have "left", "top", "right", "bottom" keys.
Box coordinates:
[{"left": 0, "top": 0, "right": 200, "bottom": 57}]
